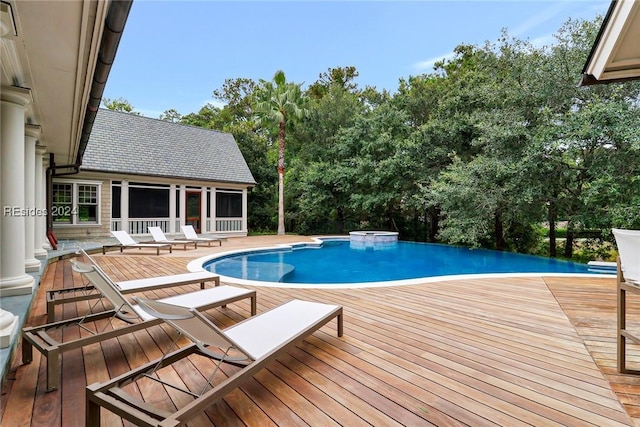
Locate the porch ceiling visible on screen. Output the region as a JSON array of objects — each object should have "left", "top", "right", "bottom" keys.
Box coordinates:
[{"left": 1, "top": 0, "right": 108, "bottom": 165}]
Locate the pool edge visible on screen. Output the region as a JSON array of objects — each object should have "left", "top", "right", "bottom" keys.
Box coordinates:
[{"left": 186, "top": 237, "right": 616, "bottom": 289}]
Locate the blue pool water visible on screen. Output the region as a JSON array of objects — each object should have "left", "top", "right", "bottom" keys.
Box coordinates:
[{"left": 203, "top": 239, "right": 596, "bottom": 285}]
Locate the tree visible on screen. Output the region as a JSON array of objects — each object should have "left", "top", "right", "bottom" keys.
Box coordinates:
[
  {"left": 532, "top": 17, "right": 640, "bottom": 257},
  {"left": 102, "top": 97, "right": 140, "bottom": 115},
  {"left": 287, "top": 83, "right": 367, "bottom": 234},
  {"left": 180, "top": 103, "right": 222, "bottom": 129},
  {"left": 159, "top": 108, "right": 182, "bottom": 122},
  {"left": 252, "top": 70, "right": 309, "bottom": 235},
  {"left": 212, "top": 78, "right": 258, "bottom": 122},
  {"left": 307, "top": 66, "right": 359, "bottom": 99}
]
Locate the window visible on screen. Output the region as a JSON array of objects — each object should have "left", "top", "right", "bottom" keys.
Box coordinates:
[
  {"left": 52, "top": 183, "right": 73, "bottom": 223},
  {"left": 78, "top": 185, "right": 98, "bottom": 222},
  {"left": 216, "top": 191, "right": 242, "bottom": 217},
  {"left": 52, "top": 181, "right": 101, "bottom": 224}
]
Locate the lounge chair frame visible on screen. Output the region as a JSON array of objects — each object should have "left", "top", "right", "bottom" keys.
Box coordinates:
[
  {"left": 147, "top": 226, "right": 198, "bottom": 250},
  {"left": 180, "top": 225, "right": 223, "bottom": 247},
  {"left": 104, "top": 230, "right": 173, "bottom": 255},
  {"left": 616, "top": 258, "right": 640, "bottom": 374},
  {"left": 46, "top": 272, "right": 220, "bottom": 323},
  {"left": 86, "top": 299, "right": 343, "bottom": 427},
  {"left": 22, "top": 261, "right": 256, "bottom": 391},
  {"left": 613, "top": 229, "right": 640, "bottom": 374},
  {"left": 45, "top": 250, "right": 220, "bottom": 322}
]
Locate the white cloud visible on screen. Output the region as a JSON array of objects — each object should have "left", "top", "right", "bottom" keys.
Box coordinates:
[
  {"left": 413, "top": 51, "right": 456, "bottom": 73},
  {"left": 529, "top": 34, "right": 556, "bottom": 49},
  {"left": 202, "top": 99, "right": 226, "bottom": 110},
  {"left": 138, "top": 108, "right": 164, "bottom": 119},
  {"left": 511, "top": 1, "right": 569, "bottom": 37}
]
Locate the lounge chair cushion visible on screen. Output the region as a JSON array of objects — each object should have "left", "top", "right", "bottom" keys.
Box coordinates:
[{"left": 225, "top": 300, "right": 341, "bottom": 359}]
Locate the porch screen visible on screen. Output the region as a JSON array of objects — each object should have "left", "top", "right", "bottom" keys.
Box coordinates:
[
  {"left": 111, "top": 185, "right": 121, "bottom": 218},
  {"left": 216, "top": 191, "right": 242, "bottom": 217},
  {"left": 129, "top": 187, "right": 169, "bottom": 218}
]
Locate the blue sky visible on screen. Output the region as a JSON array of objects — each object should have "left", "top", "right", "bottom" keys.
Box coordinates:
[{"left": 103, "top": 0, "right": 609, "bottom": 118}]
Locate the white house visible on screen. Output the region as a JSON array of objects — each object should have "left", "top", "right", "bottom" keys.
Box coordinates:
[{"left": 54, "top": 108, "right": 255, "bottom": 240}]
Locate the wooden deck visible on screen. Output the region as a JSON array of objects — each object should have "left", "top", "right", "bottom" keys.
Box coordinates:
[{"left": 2, "top": 235, "right": 640, "bottom": 426}]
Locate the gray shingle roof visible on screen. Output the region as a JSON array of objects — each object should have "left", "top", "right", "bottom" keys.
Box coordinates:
[{"left": 81, "top": 109, "right": 256, "bottom": 185}]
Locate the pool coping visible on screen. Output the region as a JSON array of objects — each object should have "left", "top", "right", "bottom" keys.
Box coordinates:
[{"left": 186, "top": 236, "right": 616, "bottom": 289}]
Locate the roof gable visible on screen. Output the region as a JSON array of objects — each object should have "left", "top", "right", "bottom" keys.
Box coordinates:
[{"left": 81, "top": 109, "right": 256, "bottom": 185}]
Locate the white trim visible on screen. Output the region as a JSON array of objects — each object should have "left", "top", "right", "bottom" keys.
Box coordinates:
[
  {"left": 179, "top": 185, "right": 186, "bottom": 229},
  {"left": 52, "top": 177, "right": 102, "bottom": 185},
  {"left": 200, "top": 185, "right": 207, "bottom": 233},
  {"left": 242, "top": 188, "right": 248, "bottom": 233},
  {"left": 586, "top": 0, "right": 640, "bottom": 81},
  {"left": 169, "top": 184, "right": 177, "bottom": 234}
]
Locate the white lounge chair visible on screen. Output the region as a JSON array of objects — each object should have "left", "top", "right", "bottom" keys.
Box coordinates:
[
  {"left": 45, "top": 249, "right": 220, "bottom": 322},
  {"left": 105, "top": 230, "right": 172, "bottom": 255},
  {"left": 22, "top": 259, "right": 256, "bottom": 391},
  {"left": 148, "top": 226, "right": 198, "bottom": 250},
  {"left": 86, "top": 297, "right": 343, "bottom": 426},
  {"left": 181, "top": 224, "right": 224, "bottom": 247}
]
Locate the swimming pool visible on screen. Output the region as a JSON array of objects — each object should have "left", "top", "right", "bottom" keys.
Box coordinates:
[{"left": 194, "top": 238, "right": 607, "bottom": 288}]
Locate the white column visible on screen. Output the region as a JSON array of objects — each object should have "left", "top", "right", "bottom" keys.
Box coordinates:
[
  {"left": 34, "top": 145, "right": 47, "bottom": 257},
  {"left": 169, "top": 184, "right": 176, "bottom": 234},
  {"left": 0, "top": 309, "right": 19, "bottom": 348},
  {"left": 1, "top": 85, "right": 35, "bottom": 296},
  {"left": 120, "top": 180, "right": 129, "bottom": 233},
  {"left": 41, "top": 154, "right": 51, "bottom": 250},
  {"left": 200, "top": 186, "right": 207, "bottom": 233},
  {"left": 179, "top": 185, "right": 186, "bottom": 229},
  {"left": 210, "top": 187, "right": 217, "bottom": 233},
  {"left": 24, "top": 125, "right": 41, "bottom": 272},
  {"left": 242, "top": 188, "right": 248, "bottom": 233}
]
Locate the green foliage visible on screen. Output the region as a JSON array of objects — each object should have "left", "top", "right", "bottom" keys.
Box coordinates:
[
  {"left": 162, "top": 15, "right": 640, "bottom": 263},
  {"left": 102, "top": 97, "right": 140, "bottom": 115},
  {"left": 307, "top": 66, "right": 360, "bottom": 99},
  {"left": 159, "top": 108, "right": 182, "bottom": 122}
]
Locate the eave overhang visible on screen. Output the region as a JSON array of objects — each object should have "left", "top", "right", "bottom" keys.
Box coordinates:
[{"left": 580, "top": 0, "right": 640, "bottom": 86}]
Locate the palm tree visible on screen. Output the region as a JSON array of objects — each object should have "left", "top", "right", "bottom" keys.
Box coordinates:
[{"left": 253, "top": 70, "right": 309, "bottom": 235}]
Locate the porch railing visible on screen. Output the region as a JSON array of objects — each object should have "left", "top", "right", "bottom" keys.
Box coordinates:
[
  {"left": 129, "top": 218, "right": 171, "bottom": 234},
  {"left": 110, "top": 218, "right": 171, "bottom": 234},
  {"left": 110, "top": 217, "right": 243, "bottom": 234},
  {"left": 215, "top": 218, "right": 242, "bottom": 232}
]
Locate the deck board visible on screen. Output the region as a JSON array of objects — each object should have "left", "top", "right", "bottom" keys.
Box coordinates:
[{"left": 2, "top": 235, "right": 638, "bottom": 426}]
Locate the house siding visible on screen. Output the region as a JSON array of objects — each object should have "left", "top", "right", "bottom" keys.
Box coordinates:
[
  {"left": 53, "top": 172, "right": 250, "bottom": 239},
  {"left": 52, "top": 176, "right": 111, "bottom": 240}
]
